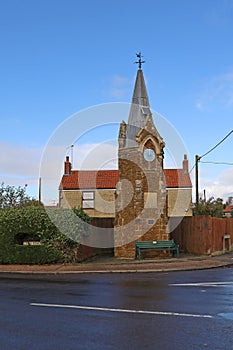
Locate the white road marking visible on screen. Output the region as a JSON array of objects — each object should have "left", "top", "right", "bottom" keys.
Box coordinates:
[
  {"left": 30, "top": 303, "right": 213, "bottom": 319},
  {"left": 169, "top": 281, "right": 233, "bottom": 287}
]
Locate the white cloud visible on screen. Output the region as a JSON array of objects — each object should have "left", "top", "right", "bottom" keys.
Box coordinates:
[
  {"left": 199, "top": 167, "right": 233, "bottom": 201},
  {"left": 108, "top": 75, "right": 131, "bottom": 99},
  {"left": 0, "top": 142, "right": 43, "bottom": 200},
  {"left": 39, "top": 142, "right": 118, "bottom": 205},
  {"left": 0, "top": 142, "right": 41, "bottom": 177},
  {"left": 0, "top": 142, "right": 72, "bottom": 204},
  {"left": 73, "top": 143, "right": 118, "bottom": 170},
  {"left": 195, "top": 70, "right": 233, "bottom": 111},
  {"left": 2, "top": 140, "right": 232, "bottom": 205}
]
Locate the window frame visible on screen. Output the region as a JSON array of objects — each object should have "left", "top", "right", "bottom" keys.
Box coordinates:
[{"left": 82, "top": 191, "right": 95, "bottom": 209}]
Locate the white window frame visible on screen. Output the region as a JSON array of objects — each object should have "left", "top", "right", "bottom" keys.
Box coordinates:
[{"left": 82, "top": 191, "right": 95, "bottom": 209}]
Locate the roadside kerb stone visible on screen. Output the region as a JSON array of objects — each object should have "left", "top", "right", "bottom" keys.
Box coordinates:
[{"left": 0, "top": 252, "right": 232, "bottom": 275}]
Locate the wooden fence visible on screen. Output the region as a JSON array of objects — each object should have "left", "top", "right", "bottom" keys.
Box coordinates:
[{"left": 171, "top": 216, "right": 233, "bottom": 255}]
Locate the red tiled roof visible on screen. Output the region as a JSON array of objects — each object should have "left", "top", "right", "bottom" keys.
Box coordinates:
[
  {"left": 164, "top": 169, "right": 192, "bottom": 188},
  {"left": 60, "top": 168, "right": 192, "bottom": 190},
  {"left": 223, "top": 205, "right": 233, "bottom": 213},
  {"left": 60, "top": 170, "right": 119, "bottom": 190}
]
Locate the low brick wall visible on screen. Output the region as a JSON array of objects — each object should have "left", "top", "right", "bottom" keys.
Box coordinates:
[
  {"left": 76, "top": 244, "right": 114, "bottom": 262},
  {"left": 171, "top": 216, "right": 233, "bottom": 255}
]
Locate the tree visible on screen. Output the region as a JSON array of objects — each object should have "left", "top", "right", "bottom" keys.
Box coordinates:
[
  {"left": 193, "top": 196, "right": 224, "bottom": 217},
  {"left": 0, "top": 183, "right": 37, "bottom": 208}
]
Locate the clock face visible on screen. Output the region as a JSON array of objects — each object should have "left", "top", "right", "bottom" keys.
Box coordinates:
[{"left": 143, "top": 148, "right": 155, "bottom": 162}]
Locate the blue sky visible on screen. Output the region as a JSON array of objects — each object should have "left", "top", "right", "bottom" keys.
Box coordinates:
[{"left": 0, "top": 0, "right": 233, "bottom": 204}]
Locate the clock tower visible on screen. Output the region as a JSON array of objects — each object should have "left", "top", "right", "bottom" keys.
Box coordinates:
[{"left": 114, "top": 55, "right": 168, "bottom": 258}]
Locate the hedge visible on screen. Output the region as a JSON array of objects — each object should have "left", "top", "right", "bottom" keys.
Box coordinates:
[
  {"left": 0, "top": 243, "right": 63, "bottom": 264},
  {"left": 0, "top": 205, "right": 90, "bottom": 264}
]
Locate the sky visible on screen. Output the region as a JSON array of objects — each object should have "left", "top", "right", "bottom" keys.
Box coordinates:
[{"left": 0, "top": 0, "right": 233, "bottom": 205}]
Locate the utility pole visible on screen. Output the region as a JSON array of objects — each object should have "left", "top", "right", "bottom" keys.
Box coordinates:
[
  {"left": 195, "top": 155, "right": 200, "bottom": 204},
  {"left": 38, "top": 177, "right": 41, "bottom": 204}
]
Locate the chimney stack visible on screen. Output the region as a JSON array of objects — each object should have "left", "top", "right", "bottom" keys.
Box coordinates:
[
  {"left": 183, "top": 154, "right": 189, "bottom": 174},
  {"left": 64, "top": 156, "right": 72, "bottom": 175}
]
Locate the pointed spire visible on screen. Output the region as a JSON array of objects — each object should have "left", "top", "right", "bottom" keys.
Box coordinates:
[
  {"left": 131, "top": 68, "right": 150, "bottom": 108},
  {"left": 128, "top": 53, "right": 152, "bottom": 128},
  {"left": 125, "top": 55, "right": 153, "bottom": 146}
]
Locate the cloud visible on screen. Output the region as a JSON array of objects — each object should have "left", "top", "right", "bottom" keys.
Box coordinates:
[
  {"left": 0, "top": 141, "right": 42, "bottom": 179},
  {"left": 73, "top": 143, "right": 118, "bottom": 170},
  {"left": 108, "top": 75, "right": 131, "bottom": 99},
  {"left": 0, "top": 142, "right": 43, "bottom": 200},
  {"left": 199, "top": 167, "right": 233, "bottom": 201},
  {"left": 195, "top": 70, "right": 233, "bottom": 111},
  {"left": 39, "top": 142, "right": 118, "bottom": 205},
  {"left": 2, "top": 139, "right": 232, "bottom": 205},
  {"left": 0, "top": 142, "right": 73, "bottom": 204}
]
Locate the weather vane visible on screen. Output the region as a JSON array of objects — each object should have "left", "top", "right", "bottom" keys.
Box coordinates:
[{"left": 135, "top": 52, "right": 145, "bottom": 69}]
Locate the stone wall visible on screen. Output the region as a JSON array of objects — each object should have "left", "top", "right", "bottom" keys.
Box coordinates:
[
  {"left": 60, "top": 189, "right": 115, "bottom": 218},
  {"left": 114, "top": 144, "right": 168, "bottom": 258},
  {"left": 167, "top": 188, "right": 192, "bottom": 217},
  {"left": 60, "top": 190, "right": 82, "bottom": 209}
]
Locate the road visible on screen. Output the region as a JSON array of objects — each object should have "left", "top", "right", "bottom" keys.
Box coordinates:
[{"left": 0, "top": 268, "right": 233, "bottom": 350}]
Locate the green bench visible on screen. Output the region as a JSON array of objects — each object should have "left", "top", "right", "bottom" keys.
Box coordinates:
[{"left": 135, "top": 239, "right": 179, "bottom": 259}]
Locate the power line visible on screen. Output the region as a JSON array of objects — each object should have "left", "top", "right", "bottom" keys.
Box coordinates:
[
  {"left": 200, "top": 129, "right": 233, "bottom": 159},
  {"left": 200, "top": 161, "right": 233, "bottom": 166},
  {"left": 195, "top": 129, "right": 233, "bottom": 204},
  {"left": 189, "top": 159, "right": 233, "bottom": 175},
  {"left": 190, "top": 129, "right": 233, "bottom": 174},
  {"left": 189, "top": 163, "right": 196, "bottom": 174}
]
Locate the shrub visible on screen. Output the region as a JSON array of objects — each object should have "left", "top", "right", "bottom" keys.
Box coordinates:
[{"left": 0, "top": 205, "right": 90, "bottom": 264}]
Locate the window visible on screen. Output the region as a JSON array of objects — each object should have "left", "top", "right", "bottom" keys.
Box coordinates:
[
  {"left": 82, "top": 191, "right": 94, "bottom": 209},
  {"left": 147, "top": 219, "right": 155, "bottom": 225},
  {"left": 141, "top": 106, "right": 150, "bottom": 115}
]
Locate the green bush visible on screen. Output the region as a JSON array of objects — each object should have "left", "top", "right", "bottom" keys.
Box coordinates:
[
  {"left": 0, "top": 205, "right": 90, "bottom": 264},
  {"left": 0, "top": 242, "right": 62, "bottom": 265},
  {"left": 15, "top": 245, "right": 63, "bottom": 264}
]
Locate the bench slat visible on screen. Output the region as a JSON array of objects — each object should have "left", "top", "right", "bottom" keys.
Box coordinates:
[{"left": 135, "top": 239, "right": 179, "bottom": 259}]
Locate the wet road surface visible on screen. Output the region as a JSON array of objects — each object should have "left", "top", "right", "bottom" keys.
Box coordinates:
[{"left": 0, "top": 268, "right": 233, "bottom": 349}]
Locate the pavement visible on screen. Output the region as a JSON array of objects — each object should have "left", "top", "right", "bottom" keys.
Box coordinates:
[{"left": 0, "top": 251, "right": 233, "bottom": 275}]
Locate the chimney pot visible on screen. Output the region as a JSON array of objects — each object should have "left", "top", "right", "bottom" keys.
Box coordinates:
[
  {"left": 64, "top": 156, "right": 72, "bottom": 175},
  {"left": 183, "top": 154, "right": 189, "bottom": 174}
]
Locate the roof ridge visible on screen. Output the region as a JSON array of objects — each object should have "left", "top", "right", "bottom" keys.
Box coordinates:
[{"left": 60, "top": 168, "right": 192, "bottom": 189}]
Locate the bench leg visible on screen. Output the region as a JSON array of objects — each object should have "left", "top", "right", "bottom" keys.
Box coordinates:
[
  {"left": 174, "top": 248, "right": 179, "bottom": 257},
  {"left": 172, "top": 248, "right": 179, "bottom": 257},
  {"left": 135, "top": 247, "right": 140, "bottom": 259},
  {"left": 138, "top": 249, "right": 141, "bottom": 259}
]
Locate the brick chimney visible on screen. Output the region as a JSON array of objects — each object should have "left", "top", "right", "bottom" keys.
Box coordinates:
[
  {"left": 64, "top": 156, "right": 72, "bottom": 175},
  {"left": 183, "top": 154, "right": 189, "bottom": 174}
]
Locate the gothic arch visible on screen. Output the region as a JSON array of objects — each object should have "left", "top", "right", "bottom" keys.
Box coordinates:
[{"left": 140, "top": 135, "right": 161, "bottom": 155}]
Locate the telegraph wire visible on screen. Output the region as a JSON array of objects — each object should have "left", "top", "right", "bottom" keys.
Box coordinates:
[
  {"left": 200, "top": 129, "right": 233, "bottom": 159},
  {"left": 189, "top": 129, "right": 233, "bottom": 174},
  {"left": 192, "top": 129, "right": 233, "bottom": 204},
  {"left": 189, "top": 163, "right": 196, "bottom": 174},
  {"left": 200, "top": 161, "right": 233, "bottom": 166}
]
